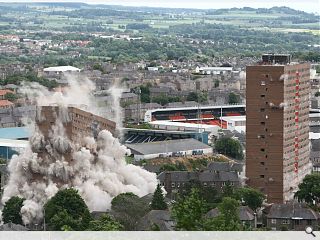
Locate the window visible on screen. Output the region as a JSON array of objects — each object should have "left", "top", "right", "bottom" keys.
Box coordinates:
[
  {"left": 307, "top": 219, "right": 312, "bottom": 225},
  {"left": 271, "top": 219, "right": 276, "bottom": 224},
  {"left": 222, "top": 182, "right": 226, "bottom": 186},
  {"left": 261, "top": 121, "right": 265, "bottom": 125},
  {"left": 171, "top": 183, "right": 175, "bottom": 188},
  {"left": 260, "top": 148, "right": 265, "bottom": 152},
  {"left": 282, "top": 219, "right": 290, "bottom": 224},
  {"left": 260, "top": 175, "right": 265, "bottom": 178},
  {"left": 260, "top": 162, "right": 265, "bottom": 166},
  {"left": 260, "top": 108, "right": 265, "bottom": 112},
  {"left": 261, "top": 94, "right": 265, "bottom": 98}
]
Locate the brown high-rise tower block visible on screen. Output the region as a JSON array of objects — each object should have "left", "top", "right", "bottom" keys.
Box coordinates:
[
  {"left": 246, "top": 54, "right": 311, "bottom": 203},
  {"left": 36, "top": 106, "right": 116, "bottom": 141}
]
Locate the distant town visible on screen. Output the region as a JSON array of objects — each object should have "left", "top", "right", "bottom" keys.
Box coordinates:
[{"left": 0, "top": 2, "right": 319, "bottom": 233}]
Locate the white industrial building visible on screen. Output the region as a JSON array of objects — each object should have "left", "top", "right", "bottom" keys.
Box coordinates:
[
  {"left": 220, "top": 115, "right": 246, "bottom": 133},
  {"left": 195, "top": 66, "right": 233, "bottom": 75},
  {"left": 43, "top": 66, "right": 81, "bottom": 74}
]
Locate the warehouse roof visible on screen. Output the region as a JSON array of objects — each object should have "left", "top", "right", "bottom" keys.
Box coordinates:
[
  {"left": 0, "top": 127, "right": 30, "bottom": 140},
  {"left": 43, "top": 66, "right": 81, "bottom": 72},
  {"left": 126, "top": 138, "right": 211, "bottom": 155}
]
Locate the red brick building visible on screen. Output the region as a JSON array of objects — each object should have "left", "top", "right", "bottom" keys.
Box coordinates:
[
  {"left": 246, "top": 54, "right": 311, "bottom": 203},
  {"left": 36, "top": 106, "right": 116, "bottom": 142}
]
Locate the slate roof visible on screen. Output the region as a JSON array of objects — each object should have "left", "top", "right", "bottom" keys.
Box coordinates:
[
  {"left": 136, "top": 210, "right": 175, "bottom": 231},
  {"left": 206, "top": 162, "right": 243, "bottom": 172},
  {"left": 126, "top": 103, "right": 162, "bottom": 110},
  {"left": 126, "top": 138, "right": 211, "bottom": 155},
  {"left": 0, "top": 223, "right": 29, "bottom": 231},
  {"left": 206, "top": 206, "right": 255, "bottom": 221},
  {"left": 266, "top": 202, "right": 320, "bottom": 220},
  {"left": 143, "top": 164, "right": 162, "bottom": 173}
]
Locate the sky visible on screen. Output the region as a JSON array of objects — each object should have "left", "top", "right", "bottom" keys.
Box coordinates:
[{"left": 0, "top": 0, "right": 319, "bottom": 14}]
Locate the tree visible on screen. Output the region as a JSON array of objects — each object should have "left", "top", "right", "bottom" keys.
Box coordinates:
[
  {"left": 139, "top": 85, "right": 150, "bottom": 103},
  {"left": 228, "top": 92, "right": 240, "bottom": 104},
  {"left": 215, "top": 137, "right": 244, "bottom": 160},
  {"left": 295, "top": 173, "right": 320, "bottom": 205},
  {"left": 203, "top": 197, "right": 241, "bottom": 231},
  {"left": 4, "top": 92, "right": 17, "bottom": 102},
  {"left": 2, "top": 196, "right": 24, "bottom": 225},
  {"left": 92, "top": 63, "right": 104, "bottom": 73},
  {"left": 111, "top": 192, "right": 149, "bottom": 230},
  {"left": 221, "top": 182, "right": 235, "bottom": 198},
  {"left": 234, "top": 187, "right": 265, "bottom": 211},
  {"left": 172, "top": 188, "right": 207, "bottom": 230},
  {"left": 44, "top": 188, "right": 92, "bottom": 231},
  {"left": 151, "top": 184, "right": 167, "bottom": 210},
  {"left": 186, "top": 91, "right": 207, "bottom": 103},
  {"left": 159, "top": 162, "right": 187, "bottom": 172},
  {"left": 186, "top": 91, "right": 198, "bottom": 102},
  {"left": 87, "top": 214, "right": 123, "bottom": 231},
  {"left": 181, "top": 180, "right": 221, "bottom": 208}
]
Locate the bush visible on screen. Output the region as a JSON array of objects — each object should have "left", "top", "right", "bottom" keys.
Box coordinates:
[
  {"left": 215, "top": 137, "right": 244, "bottom": 160},
  {"left": 2, "top": 196, "right": 24, "bottom": 225}
]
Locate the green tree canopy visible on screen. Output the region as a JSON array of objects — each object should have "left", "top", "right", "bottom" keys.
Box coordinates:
[
  {"left": 2, "top": 196, "right": 24, "bottom": 225},
  {"left": 4, "top": 92, "right": 17, "bottom": 102},
  {"left": 87, "top": 214, "right": 123, "bottom": 231},
  {"left": 1, "top": 72, "right": 58, "bottom": 89},
  {"left": 181, "top": 180, "right": 221, "bottom": 209},
  {"left": 139, "top": 85, "right": 150, "bottom": 103},
  {"left": 295, "top": 173, "right": 320, "bottom": 205},
  {"left": 151, "top": 184, "right": 167, "bottom": 210},
  {"left": 228, "top": 92, "right": 240, "bottom": 104},
  {"left": 159, "top": 162, "right": 187, "bottom": 172},
  {"left": 111, "top": 192, "right": 149, "bottom": 230},
  {"left": 203, "top": 197, "right": 241, "bottom": 231},
  {"left": 215, "top": 137, "right": 244, "bottom": 160},
  {"left": 186, "top": 91, "right": 208, "bottom": 103},
  {"left": 172, "top": 188, "right": 207, "bottom": 230},
  {"left": 44, "top": 188, "right": 92, "bottom": 231},
  {"left": 234, "top": 187, "right": 265, "bottom": 211}
]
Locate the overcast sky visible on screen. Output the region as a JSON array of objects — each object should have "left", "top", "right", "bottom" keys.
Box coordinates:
[{"left": 1, "top": 0, "right": 319, "bottom": 14}]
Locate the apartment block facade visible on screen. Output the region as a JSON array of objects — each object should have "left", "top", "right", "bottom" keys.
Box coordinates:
[
  {"left": 36, "top": 106, "right": 116, "bottom": 142},
  {"left": 246, "top": 55, "right": 311, "bottom": 203}
]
